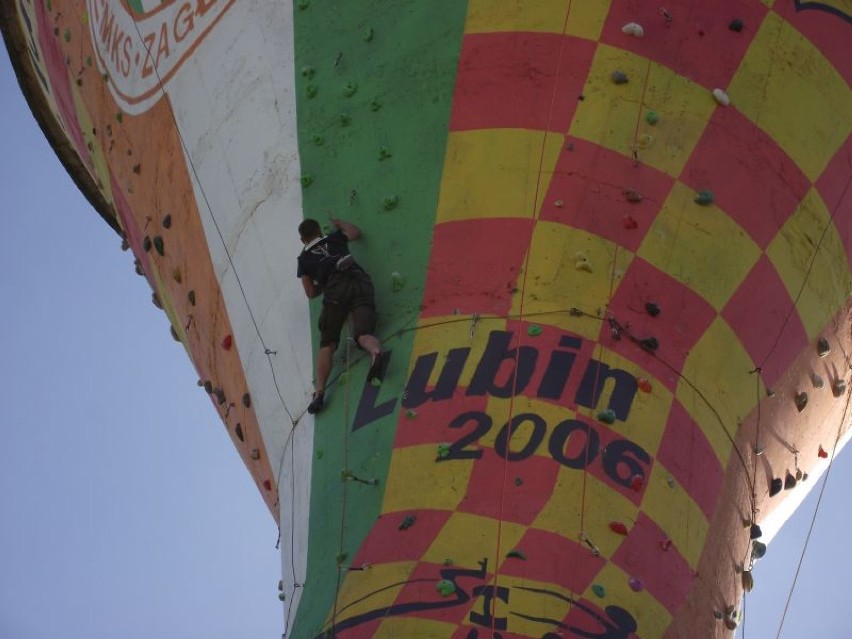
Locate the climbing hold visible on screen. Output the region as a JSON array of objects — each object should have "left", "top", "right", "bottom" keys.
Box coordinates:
[
  {"left": 834, "top": 379, "right": 847, "bottom": 397},
  {"left": 305, "top": 84, "right": 318, "bottom": 99},
  {"left": 506, "top": 549, "right": 527, "bottom": 560},
  {"left": 398, "top": 515, "right": 417, "bottom": 530},
  {"left": 162, "top": 214, "right": 172, "bottom": 229},
  {"left": 609, "top": 522, "right": 629, "bottom": 536},
  {"left": 591, "top": 584, "right": 606, "bottom": 598},
  {"left": 553, "top": 199, "right": 564, "bottom": 208},
  {"left": 724, "top": 617, "right": 738, "bottom": 631},
  {"left": 750, "top": 524, "right": 762, "bottom": 540},
  {"left": 694, "top": 190, "right": 715, "bottom": 205},
  {"left": 645, "top": 302, "right": 660, "bottom": 317},
  {"left": 818, "top": 337, "right": 830, "bottom": 357},
  {"left": 575, "top": 255, "right": 593, "bottom": 272},
  {"left": 170, "top": 325, "right": 180, "bottom": 342},
  {"left": 153, "top": 236, "right": 164, "bottom": 256},
  {"left": 795, "top": 391, "right": 808, "bottom": 412},
  {"left": 262, "top": 479, "right": 272, "bottom": 491},
  {"left": 188, "top": 290, "right": 196, "bottom": 306},
  {"left": 514, "top": 477, "right": 523, "bottom": 486},
  {"left": 666, "top": 476, "right": 676, "bottom": 488},
  {"left": 172, "top": 267, "right": 182, "bottom": 284},
  {"left": 297, "top": 0, "right": 309, "bottom": 9},
  {"left": 753, "top": 540, "right": 767, "bottom": 559},
  {"left": 370, "top": 98, "right": 382, "bottom": 111},
  {"left": 132, "top": 163, "right": 142, "bottom": 175},
  {"left": 378, "top": 146, "right": 392, "bottom": 161},
  {"left": 597, "top": 409, "right": 616, "bottom": 424},
  {"left": 645, "top": 111, "right": 660, "bottom": 125},
  {"left": 338, "top": 113, "right": 352, "bottom": 126},
  {"left": 818, "top": 445, "right": 829, "bottom": 458},
  {"left": 742, "top": 570, "right": 754, "bottom": 592},
  {"left": 335, "top": 552, "right": 348, "bottom": 566},
  {"left": 637, "top": 133, "right": 653, "bottom": 148},
  {"left": 436, "top": 443, "right": 451, "bottom": 459},
  {"left": 382, "top": 195, "right": 399, "bottom": 211},
  {"left": 630, "top": 474, "right": 644, "bottom": 491},
  {"left": 713, "top": 610, "right": 724, "bottom": 620},
  {"left": 784, "top": 472, "right": 797, "bottom": 490},
  {"left": 769, "top": 477, "right": 783, "bottom": 497},
  {"left": 639, "top": 337, "right": 659, "bottom": 352},
  {"left": 712, "top": 88, "right": 731, "bottom": 106},
  {"left": 811, "top": 373, "right": 824, "bottom": 390},
  {"left": 242, "top": 393, "right": 251, "bottom": 408},
  {"left": 300, "top": 175, "right": 314, "bottom": 188},
  {"left": 625, "top": 189, "right": 644, "bottom": 203},
  {"left": 278, "top": 592, "right": 286, "bottom": 602},
  {"left": 436, "top": 580, "right": 456, "bottom": 596},
  {"left": 404, "top": 409, "right": 417, "bottom": 418},
  {"left": 222, "top": 334, "right": 233, "bottom": 350},
  {"left": 213, "top": 387, "right": 226, "bottom": 405},
  {"left": 235, "top": 423, "right": 244, "bottom": 442},
  {"left": 729, "top": 18, "right": 744, "bottom": 32},
  {"left": 312, "top": 134, "right": 324, "bottom": 146},
  {"left": 621, "top": 22, "right": 644, "bottom": 37},
  {"left": 250, "top": 449, "right": 260, "bottom": 460},
  {"left": 152, "top": 292, "right": 163, "bottom": 309},
  {"left": 612, "top": 70, "right": 629, "bottom": 84},
  {"left": 391, "top": 271, "right": 405, "bottom": 291},
  {"left": 143, "top": 236, "right": 152, "bottom": 252},
  {"left": 362, "top": 27, "right": 373, "bottom": 42},
  {"left": 637, "top": 378, "right": 652, "bottom": 393},
  {"left": 316, "top": 449, "right": 323, "bottom": 459},
  {"left": 203, "top": 380, "right": 213, "bottom": 394},
  {"left": 622, "top": 215, "right": 638, "bottom": 230},
  {"left": 796, "top": 468, "right": 803, "bottom": 481},
  {"left": 628, "top": 577, "right": 644, "bottom": 592},
  {"left": 343, "top": 81, "right": 358, "bottom": 97},
  {"left": 660, "top": 538, "right": 673, "bottom": 551},
  {"left": 301, "top": 66, "right": 314, "bottom": 79},
  {"left": 527, "top": 324, "right": 542, "bottom": 337}
]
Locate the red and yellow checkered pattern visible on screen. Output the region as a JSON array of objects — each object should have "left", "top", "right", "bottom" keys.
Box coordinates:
[{"left": 328, "top": 1, "right": 851, "bottom": 636}]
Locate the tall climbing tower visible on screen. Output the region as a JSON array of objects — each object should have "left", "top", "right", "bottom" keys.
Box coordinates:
[{"left": 2, "top": 1, "right": 851, "bottom": 637}]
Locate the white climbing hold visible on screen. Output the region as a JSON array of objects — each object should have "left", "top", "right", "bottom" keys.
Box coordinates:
[
  {"left": 622, "top": 22, "right": 645, "bottom": 37},
  {"left": 712, "top": 88, "right": 731, "bottom": 106}
]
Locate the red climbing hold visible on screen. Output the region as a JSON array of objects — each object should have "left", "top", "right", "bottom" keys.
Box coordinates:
[
  {"left": 222, "top": 334, "right": 233, "bottom": 350},
  {"left": 638, "top": 378, "right": 652, "bottom": 393},
  {"left": 818, "top": 446, "right": 829, "bottom": 458},
  {"left": 623, "top": 215, "right": 638, "bottom": 230},
  {"left": 660, "top": 538, "right": 672, "bottom": 551},
  {"left": 609, "top": 522, "right": 629, "bottom": 536},
  {"left": 262, "top": 479, "right": 272, "bottom": 491},
  {"left": 630, "top": 475, "right": 644, "bottom": 491}
]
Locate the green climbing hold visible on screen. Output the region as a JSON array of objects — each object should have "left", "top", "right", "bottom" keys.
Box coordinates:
[
  {"left": 63, "top": 28, "right": 71, "bottom": 43},
  {"left": 297, "top": 0, "right": 309, "bottom": 9},
  {"left": 86, "top": 55, "right": 92, "bottom": 67},
  {"left": 312, "top": 134, "right": 324, "bottom": 146},
  {"left": 645, "top": 110, "right": 659, "bottom": 125},
  {"left": 436, "top": 443, "right": 451, "bottom": 459},
  {"left": 694, "top": 190, "right": 714, "bottom": 205},
  {"left": 370, "top": 99, "right": 382, "bottom": 112},
  {"left": 306, "top": 84, "right": 318, "bottom": 99},
  {"left": 278, "top": 592, "right": 286, "bottom": 602},
  {"left": 316, "top": 449, "right": 324, "bottom": 459},
  {"left": 115, "top": 112, "right": 123, "bottom": 123},
  {"left": 391, "top": 271, "right": 405, "bottom": 291},
  {"left": 506, "top": 549, "right": 527, "bottom": 560},
  {"left": 398, "top": 515, "right": 417, "bottom": 530},
  {"left": 363, "top": 27, "right": 374, "bottom": 42},
  {"left": 592, "top": 584, "right": 606, "bottom": 598},
  {"left": 405, "top": 409, "right": 417, "bottom": 418},
  {"left": 436, "top": 580, "right": 456, "bottom": 596},
  {"left": 596, "top": 409, "right": 616, "bottom": 424},
  {"left": 382, "top": 195, "right": 399, "bottom": 211},
  {"left": 527, "top": 324, "right": 542, "bottom": 337},
  {"left": 339, "top": 113, "right": 352, "bottom": 127},
  {"left": 378, "top": 146, "right": 392, "bottom": 160},
  {"left": 343, "top": 81, "right": 358, "bottom": 97},
  {"left": 514, "top": 477, "right": 523, "bottom": 486},
  {"left": 301, "top": 66, "right": 314, "bottom": 79},
  {"left": 336, "top": 552, "right": 348, "bottom": 566},
  {"left": 300, "top": 175, "right": 314, "bottom": 188}
]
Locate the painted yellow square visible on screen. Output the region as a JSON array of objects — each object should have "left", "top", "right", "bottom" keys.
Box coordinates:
[
  {"left": 464, "top": 0, "right": 611, "bottom": 40},
  {"left": 517, "top": 221, "right": 634, "bottom": 341},
  {"left": 637, "top": 182, "right": 761, "bottom": 311},
  {"left": 582, "top": 562, "right": 672, "bottom": 638},
  {"left": 422, "top": 512, "right": 527, "bottom": 569},
  {"left": 532, "top": 469, "right": 637, "bottom": 559},
  {"left": 332, "top": 561, "right": 417, "bottom": 629},
  {"left": 642, "top": 461, "right": 709, "bottom": 568},
  {"left": 767, "top": 188, "right": 852, "bottom": 339},
  {"left": 374, "top": 617, "right": 459, "bottom": 639},
  {"left": 382, "top": 445, "right": 474, "bottom": 513},
  {"left": 676, "top": 317, "right": 761, "bottom": 465},
  {"left": 436, "top": 130, "right": 563, "bottom": 224},
  {"left": 407, "top": 315, "right": 508, "bottom": 390},
  {"left": 570, "top": 46, "right": 715, "bottom": 177},
  {"left": 727, "top": 12, "right": 852, "bottom": 181}
]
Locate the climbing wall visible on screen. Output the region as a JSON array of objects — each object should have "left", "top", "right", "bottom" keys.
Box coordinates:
[{"left": 3, "top": 0, "right": 851, "bottom": 638}]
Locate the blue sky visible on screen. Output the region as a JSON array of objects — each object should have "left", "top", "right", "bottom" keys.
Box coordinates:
[{"left": 1, "top": 47, "right": 851, "bottom": 639}]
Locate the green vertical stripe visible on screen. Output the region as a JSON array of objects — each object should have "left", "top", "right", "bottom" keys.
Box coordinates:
[{"left": 290, "top": 1, "right": 468, "bottom": 636}]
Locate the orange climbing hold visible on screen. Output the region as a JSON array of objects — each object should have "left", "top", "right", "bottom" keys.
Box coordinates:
[{"left": 637, "top": 378, "right": 652, "bottom": 393}]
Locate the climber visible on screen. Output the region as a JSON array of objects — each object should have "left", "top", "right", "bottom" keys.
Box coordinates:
[{"left": 297, "top": 217, "right": 385, "bottom": 414}]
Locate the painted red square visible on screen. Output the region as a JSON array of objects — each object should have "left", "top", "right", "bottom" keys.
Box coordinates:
[
  {"left": 600, "top": 0, "right": 767, "bottom": 90},
  {"left": 498, "top": 528, "right": 604, "bottom": 594},
  {"left": 721, "top": 255, "right": 809, "bottom": 388},
  {"left": 681, "top": 107, "right": 811, "bottom": 248},
  {"left": 773, "top": 1, "right": 852, "bottom": 85},
  {"left": 539, "top": 139, "right": 676, "bottom": 252},
  {"left": 655, "top": 401, "right": 724, "bottom": 521},
  {"left": 394, "top": 391, "right": 489, "bottom": 450},
  {"left": 352, "top": 509, "right": 453, "bottom": 567},
  {"left": 422, "top": 218, "right": 534, "bottom": 318},
  {"left": 816, "top": 136, "right": 852, "bottom": 269},
  {"left": 603, "top": 257, "right": 717, "bottom": 392},
  {"left": 450, "top": 32, "right": 596, "bottom": 133},
  {"left": 457, "top": 448, "right": 560, "bottom": 525},
  {"left": 610, "top": 512, "right": 693, "bottom": 615}
]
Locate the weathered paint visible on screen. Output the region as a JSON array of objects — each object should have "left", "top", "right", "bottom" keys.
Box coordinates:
[{"left": 3, "top": 1, "right": 851, "bottom": 638}]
